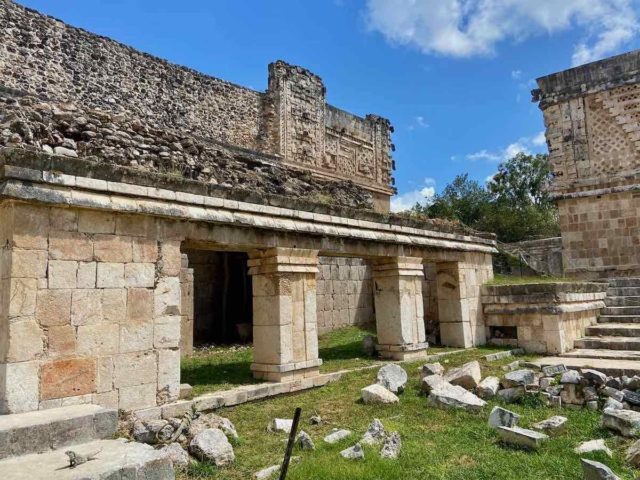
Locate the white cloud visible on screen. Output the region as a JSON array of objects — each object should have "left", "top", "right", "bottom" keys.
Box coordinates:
[
  {"left": 466, "top": 149, "right": 501, "bottom": 162},
  {"left": 365, "top": 0, "right": 639, "bottom": 66},
  {"left": 408, "top": 115, "right": 430, "bottom": 130},
  {"left": 466, "top": 132, "right": 547, "bottom": 163},
  {"left": 531, "top": 130, "right": 547, "bottom": 147},
  {"left": 390, "top": 178, "right": 436, "bottom": 212},
  {"left": 511, "top": 69, "right": 522, "bottom": 80}
]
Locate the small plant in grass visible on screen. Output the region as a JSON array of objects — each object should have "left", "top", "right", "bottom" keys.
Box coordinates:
[{"left": 516, "top": 392, "right": 547, "bottom": 408}]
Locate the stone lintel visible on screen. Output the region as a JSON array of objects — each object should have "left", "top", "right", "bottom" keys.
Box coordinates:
[
  {"left": 247, "top": 248, "right": 319, "bottom": 275},
  {"left": 250, "top": 358, "right": 323, "bottom": 373},
  {"left": 371, "top": 256, "right": 424, "bottom": 277}
]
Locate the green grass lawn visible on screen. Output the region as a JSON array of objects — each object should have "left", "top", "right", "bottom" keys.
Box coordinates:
[
  {"left": 487, "top": 274, "right": 576, "bottom": 285},
  {"left": 179, "top": 346, "right": 638, "bottom": 480},
  {"left": 181, "top": 326, "right": 460, "bottom": 396}
]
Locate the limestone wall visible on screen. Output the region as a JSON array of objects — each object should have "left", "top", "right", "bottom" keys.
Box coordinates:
[
  {"left": 482, "top": 282, "right": 607, "bottom": 354},
  {"left": 0, "top": 1, "right": 394, "bottom": 208},
  {"left": 501, "top": 237, "right": 564, "bottom": 277},
  {"left": 0, "top": 203, "right": 182, "bottom": 414}
]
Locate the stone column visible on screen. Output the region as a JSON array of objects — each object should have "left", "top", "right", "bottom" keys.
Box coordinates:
[
  {"left": 248, "top": 248, "right": 321, "bottom": 382},
  {"left": 372, "top": 257, "right": 428, "bottom": 360},
  {"left": 179, "top": 254, "right": 194, "bottom": 355},
  {"left": 437, "top": 252, "right": 493, "bottom": 348}
]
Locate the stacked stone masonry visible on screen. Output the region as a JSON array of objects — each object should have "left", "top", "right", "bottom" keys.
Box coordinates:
[
  {"left": 0, "top": 0, "right": 393, "bottom": 211},
  {"left": 536, "top": 49, "right": 640, "bottom": 277}
]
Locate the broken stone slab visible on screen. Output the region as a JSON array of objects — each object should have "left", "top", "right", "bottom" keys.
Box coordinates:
[
  {"left": 602, "top": 408, "right": 640, "bottom": 437},
  {"left": 254, "top": 465, "right": 280, "bottom": 479},
  {"left": 583, "top": 369, "right": 607, "bottom": 386},
  {"left": 502, "top": 360, "right": 521, "bottom": 372},
  {"left": 380, "top": 432, "right": 401, "bottom": 459},
  {"left": 376, "top": 364, "right": 408, "bottom": 393},
  {"left": 477, "top": 376, "right": 500, "bottom": 400},
  {"left": 324, "top": 429, "right": 352, "bottom": 444},
  {"left": 361, "top": 419, "right": 385, "bottom": 446},
  {"left": 604, "top": 398, "right": 623, "bottom": 410},
  {"left": 560, "top": 370, "right": 582, "bottom": 385},
  {"left": 502, "top": 369, "right": 536, "bottom": 388},
  {"left": 542, "top": 364, "right": 567, "bottom": 376},
  {"left": 626, "top": 439, "right": 640, "bottom": 467},
  {"left": 497, "top": 426, "right": 549, "bottom": 450},
  {"left": 189, "top": 428, "right": 235, "bottom": 466},
  {"left": 340, "top": 443, "right": 364, "bottom": 460},
  {"left": 420, "top": 362, "right": 444, "bottom": 378},
  {"left": 189, "top": 413, "right": 238, "bottom": 440},
  {"left": 297, "top": 430, "right": 315, "bottom": 450},
  {"left": 269, "top": 418, "right": 293, "bottom": 434},
  {"left": 428, "top": 383, "right": 487, "bottom": 412},
  {"left": 361, "top": 384, "right": 400, "bottom": 404},
  {"left": 624, "top": 376, "right": 640, "bottom": 390},
  {"left": 532, "top": 415, "right": 567, "bottom": 434},
  {"left": 602, "top": 387, "right": 625, "bottom": 403},
  {"left": 421, "top": 374, "right": 446, "bottom": 394},
  {"left": 561, "top": 384, "right": 585, "bottom": 406},
  {"left": 623, "top": 389, "right": 640, "bottom": 406},
  {"left": 584, "top": 386, "right": 598, "bottom": 402},
  {"left": 132, "top": 419, "right": 173, "bottom": 444},
  {"left": 309, "top": 414, "right": 323, "bottom": 425},
  {"left": 581, "top": 459, "right": 620, "bottom": 480},
  {"left": 444, "top": 361, "right": 482, "bottom": 390},
  {"left": 497, "top": 387, "right": 524, "bottom": 403},
  {"left": 587, "top": 401, "right": 599, "bottom": 411},
  {"left": 575, "top": 439, "right": 612, "bottom": 458},
  {"left": 606, "top": 377, "right": 623, "bottom": 390},
  {"left": 159, "top": 442, "right": 190, "bottom": 469},
  {"left": 488, "top": 406, "right": 520, "bottom": 429}
]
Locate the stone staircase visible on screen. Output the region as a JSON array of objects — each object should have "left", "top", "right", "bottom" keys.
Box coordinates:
[
  {"left": 0, "top": 404, "right": 174, "bottom": 479},
  {"left": 533, "top": 278, "right": 640, "bottom": 376}
]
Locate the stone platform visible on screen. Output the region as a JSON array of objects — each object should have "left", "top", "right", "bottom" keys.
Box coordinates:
[{"left": 0, "top": 438, "right": 174, "bottom": 480}]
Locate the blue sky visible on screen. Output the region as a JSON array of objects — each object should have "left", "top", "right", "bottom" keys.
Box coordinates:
[{"left": 19, "top": 0, "right": 640, "bottom": 211}]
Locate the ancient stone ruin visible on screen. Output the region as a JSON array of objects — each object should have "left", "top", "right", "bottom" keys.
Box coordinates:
[{"left": 0, "top": 0, "right": 495, "bottom": 416}]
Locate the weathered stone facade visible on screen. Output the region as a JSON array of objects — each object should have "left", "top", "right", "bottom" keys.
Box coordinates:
[
  {"left": 0, "top": 0, "right": 393, "bottom": 211},
  {"left": 482, "top": 283, "right": 607, "bottom": 354},
  {"left": 535, "top": 50, "right": 640, "bottom": 278},
  {"left": 500, "top": 237, "right": 564, "bottom": 277}
]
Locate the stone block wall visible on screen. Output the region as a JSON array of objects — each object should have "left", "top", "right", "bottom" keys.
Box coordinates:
[
  {"left": 316, "top": 257, "right": 374, "bottom": 335},
  {"left": 0, "top": 203, "right": 182, "bottom": 414},
  {"left": 501, "top": 237, "right": 564, "bottom": 277},
  {"left": 482, "top": 282, "right": 607, "bottom": 354}
]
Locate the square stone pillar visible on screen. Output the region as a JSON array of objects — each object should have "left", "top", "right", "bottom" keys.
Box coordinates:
[
  {"left": 437, "top": 252, "right": 493, "bottom": 348},
  {"left": 248, "top": 248, "right": 321, "bottom": 382},
  {"left": 372, "top": 257, "right": 428, "bottom": 360}
]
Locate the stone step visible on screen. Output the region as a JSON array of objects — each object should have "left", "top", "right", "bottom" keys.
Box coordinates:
[
  {"left": 0, "top": 404, "right": 117, "bottom": 460},
  {"left": 530, "top": 356, "right": 640, "bottom": 377},
  {"left": 605, "top": 296, "right": 640, "bottom": 307},
  {"left": 608, "top": 278, "right": 640, "bottom": 288},
  {"left": 561, "top": 348, "right": 640, "bottom": 360},
  {"left": 602, "top": 306, "right": 640, "bottom": 316},
  {"left": 574, "top": 336, "right": 640, "bottom": 351},
  {"left": 607, "top": 287, "right": 640, "bottom": 296},
  {"left": 0, "top": 438, "right": 174, "bottom": 480},
  {"left": 586, "top": 323, "right": 640, "bottom": 337},
  {"left": 598, "top": 315, "right": 640, "bottom": 323}
]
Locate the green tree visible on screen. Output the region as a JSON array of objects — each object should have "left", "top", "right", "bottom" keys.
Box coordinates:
[{"left": 487, "top": 153, "right": 553, "bottom": 207}]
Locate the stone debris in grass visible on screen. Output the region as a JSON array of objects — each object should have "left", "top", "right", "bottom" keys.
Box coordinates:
[
  {"left": 428, "top": 383, "right": 486, "bottom": 412},
  {"left": 444, "top": 361, "right": 482, "bottom": 390},
  {"left": 361, "top": 418, "right": 385, "bottom": 446},
  {"left": 189, "top": 428, "right": 235, "bottom": 466},
  {"left": 550, "top": 395, "right": 562, "bottom": 407},
  {"left": 132, "top": 419, "right": 173, "bottom": 444},
  {"left": 497, "top": 387, "right": 524, "bottom": 403},
  {"left": 340, "top": 443, "right": 365, "bottom": 460},
  {"left": 324, "top": 429, "right": 352, "bottom": 444},
  {"left": 501, "top": 369, "right": 536, "bottom": 389},
  {"left": 626, "top": 439, "right": 640, "bottom": 467},
  {"left": 581, "top": 458, "right": 620, "bottom": 480},
  {"left": 497, "top": 426, "right": 549, "bottom": 450},
  {"left": 602, "top": 387, "right": 625, "bottom": 403},
  {"left": 502, "top": 361, "right": 521, "bottom": 372},
  {"left": 532, "top": 415, "right": 567, "bottom": 434},
  {"left": 604, "top": 398, "right": 623, "bottom": 410},
  {"left": 254, "top": 465, "right": 280, "bottom": 479},
  {"left": 380, "top": 432, "right": 401, "bottom": 459},
  {"left": 623, "top": 389, "right": 640, "bottom": 406},
  {"left": 624, "top": 376, "right": 640, "bottom": 390},
  {"left": 582, "top": 369, "right": 607, "bottom": 386},
  {"left": 575, "top": 439, "right": 612, "bottom": 458},
  {"left": 560, "top": 370, "right": 582, "bottom": 385},
  {"left": 488, "top": 406, "right": 520, "bottom": 429},
  {"left": 477, "top": 376, "right": 500, "bottom": 400},
  {"left": 420, "top": 362, "right": 444, "bottom": 378},
  {"left": 269, "top": 418, "right": 294, "bottom": 434},
  {"left": 310, "top": 414, "right": 323, "bottom": 425},
  {"left": 602, "top": 408, "right": 640, "bottom": 437},
  {"left": 542, "top": 364, "right": 567, "bottom": 376},
  {"left": 376, "top": 364, "right": 408, "bottom": 394},
  {"left": 587, "top": 401, "right": 599, "bottom": 411},
  {"left": 584, "top": 386, "right": 598, "bottom": 402},
  {"left": 159, "top": 442, "right": 190, "bottom": 469},
  {"left": 421, "top": 374, "right": 446, "bottom": 394},
  {"left": 361, "top": 384, "right": 400, "bottom": 404},
  {"left": 297, "top": 430, "right": 315, "bottom": 450},
  {"left": 561, "top": 384, "right": 585, "bottom": 406},
  {"left": 539, "top": 377, "right": 554, "bottom": 390},
  {"left": 190, "top": 413, "right": 238, "bottom": 440},
  {"left": 606, "top": 377, "right": 623, "bottom": 390}
]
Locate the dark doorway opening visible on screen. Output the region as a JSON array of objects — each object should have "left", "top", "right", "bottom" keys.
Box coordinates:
[{"left": 185, "top": 249, "right": 253, "bottom": 346}]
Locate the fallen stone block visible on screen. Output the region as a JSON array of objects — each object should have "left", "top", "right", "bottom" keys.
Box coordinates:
[
  {"left": 444, "top": 361, "right": 482, "bottom": 390},
  {"left": 582, "top": 369, "right": 607, "bottom": 386},
  {"left": 376, "top": 364, "right": 408, "bottom": 393},
  {"left": 421, "top": 374, "right": 446, "bottom": 394},
  {"left": 542, "top": 364, "right": 566, "bottom": 376},
  {"left": 626, "top": 439, "right": 640, "bottom": 467},
  {"left": 254, "top": 465, "right": 280, "bottom": 479},
  {"left": 132, "top": 419, "right": 173, "bottom": 444},
  {"left": 502, "top": 369, "right": 535, "bottom": 388},
  {"left": 488, "top": 406, "right": 519, "bottom": 429},
  {"left": 361, "top": 419, "right": 385, "bottom": 445},
  {"left": 190, "top": 413, "right": 238, "bottom": 440},
  {"left": 602, "top": 408, "right": 640, "bottom": 437},
  {"left": 497, "top": 387, "right": 524, "bottom": 403},
  {"left": 623, "top": 389, "right": 640, "bottom": 406},
  {"left": 575, "top": 439, "right": 612, "bottom": 458},
  {"left": 159, "top": 442, "right": 190, "bottom": 469},
  {"left": 324, "top": 429, "right": 352, "bottom": 444},
  {"left": 581, "top": 458, "right": 620, "bottom": 480},
  {"left": 560, "top": 370, "right": 582, "bottom": 385},
  {"left": 497, "top": 426, "right": 549, "bottom": 450},
  {"left": 561, "top": 384, "right": 585, "bottom": 406},
  {"left": 602, "top": 387, "right": 625, "bottom": 403},
  {"left": 428, "top": 383, "right": 486, "bottom": 412},
  {"left": 380, "top": 432, "right": 401, "bottom": 459},
  {"left": 297, "top": 430, "right": 315, "bottom": 450},
  {"left": 604, "top": 398, "right": 623, "bottom": 411},
  {"left": 340, "top": 443, "right": 364, "bottom": 460},
  {"left": 361, "top": 384, "right": 399, "bottom": 404},
  {"left": 532, "top": 415, "right": 567, "bottom": 434},
  {"left": 420, "top": 362, "right": 444, "bottom": 378},
  {"left": 477, "top": 376, "right": 500, "bottom": 400},
  {"left": 189, "top": 428, "right": 235, "bottom": 466},
  {"left": 269, "top": 418, "right": 293, "bottom": 434}
]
